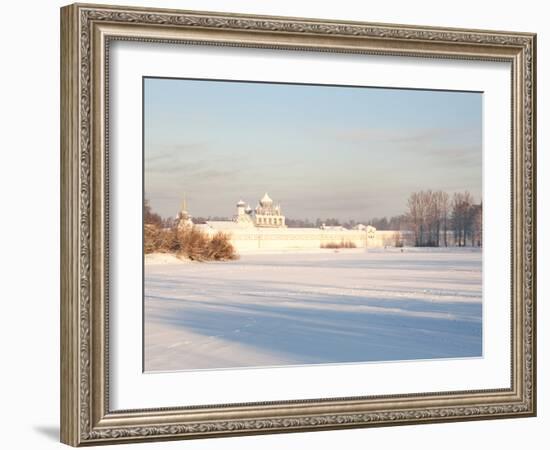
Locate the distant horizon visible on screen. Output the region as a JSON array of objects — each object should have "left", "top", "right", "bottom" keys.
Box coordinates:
[
  {"left": 145, "top": 189, "right": 481, "bottom": 225},
  {"left": 144, "top": 77, "right": 482, "bottom": 221}
]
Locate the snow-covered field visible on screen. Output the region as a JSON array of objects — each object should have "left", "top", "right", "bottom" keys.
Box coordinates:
[{"left": 144, "top": 248, "right": 482, "bottom": 372}]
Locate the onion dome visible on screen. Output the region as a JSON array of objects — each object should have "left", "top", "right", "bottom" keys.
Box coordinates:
[
  {"left": 260, "top": 192, "right": 273, "bottom": 206},
  {"left": 236, "top": 199, "right": 246, "bottom": 207}
]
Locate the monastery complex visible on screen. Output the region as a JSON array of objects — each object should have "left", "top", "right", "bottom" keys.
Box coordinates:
[{"left": 177, "top": 193, "right": 412, "bottom": 253}]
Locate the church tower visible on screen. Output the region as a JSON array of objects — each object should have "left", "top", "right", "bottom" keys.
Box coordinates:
[
  {"left": 254, "top": 193, "right": 286, "bottom": 228},
  {"left": 234, "top": 199, "right": 254, "bottom": 226},
  {"left": 176, "top": 197, "right": 193, "bottom": 229},
  {"left": 236, "top": 199, "right": 246, "bottom": 217}
]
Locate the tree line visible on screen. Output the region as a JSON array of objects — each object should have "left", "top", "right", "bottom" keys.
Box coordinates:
[{"left": 406, "top": 190, "right": 482, "bottom": 247}]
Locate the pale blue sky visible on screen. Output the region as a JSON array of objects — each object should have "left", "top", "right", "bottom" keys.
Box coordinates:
[{"left": 144, "top": 77, "right": 482, "bottom": 221}]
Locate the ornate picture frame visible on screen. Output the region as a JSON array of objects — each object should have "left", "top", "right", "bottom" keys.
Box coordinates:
[{"left": 60, "top": 3, "right": 536, "bottom": 446}]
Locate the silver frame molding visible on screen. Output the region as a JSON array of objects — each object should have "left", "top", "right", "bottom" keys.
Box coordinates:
[{"left": 60, "top": 3, "right": 536, "bottom": 446}]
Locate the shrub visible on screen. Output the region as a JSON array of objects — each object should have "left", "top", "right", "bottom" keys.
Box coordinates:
[
  {"left": 144, "top": 224, "right": 237, "bottom": 261},
  {"left": 321, "top": 240, "right": 357, "bottom": 249},
  {"left": 176, "top": 227, "right": 210, "bottom": 260},
  {"left": 144, "top": 224, "right": 162, "bottom": 254},
  {"left": 205, "top": 232, "right": 238, "bottom": 261}
]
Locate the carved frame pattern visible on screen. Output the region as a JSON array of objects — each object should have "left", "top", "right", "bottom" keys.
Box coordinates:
[{"left": 60, "top": 3, "right": 536, "bottom": 446}]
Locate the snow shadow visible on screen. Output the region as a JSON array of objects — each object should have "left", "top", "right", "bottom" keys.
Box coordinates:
[{"left": 144, "top": 250, "right": 482, "bottom": 369}]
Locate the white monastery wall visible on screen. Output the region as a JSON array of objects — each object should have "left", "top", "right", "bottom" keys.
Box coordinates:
[
  {"left": 200, "top": 225, "right": 415, "bottom": 253},
  {"left": 185, "top": 193, "right": 416, "bottom": 253},
  {"left": 229, "top": 229, "right": 369, "bottom": 252}
]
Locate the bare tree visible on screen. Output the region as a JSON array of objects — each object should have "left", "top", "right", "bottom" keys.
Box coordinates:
[
  {"left": 440, "top": 191, "right": 450, "bottom": 247},
  {"left": 426, "top": 190, "right": 442, "bottom": 247},
  {"left": 451, "top": 191, "right": 474, "bottom": 246},
  {"left": 471, "top": 201, "right": 483, "bottom": 247},
  {"left": 452, "top": 193, "right": 463, "bottom": 246},
  {"left": 406, "top": 192, "right": 423, "bottom": 246},
  {"left": 427, "top": 190, "right": 450, "bottom": 247},
  {"left": 407, "top": 190, "right": 435, "bottom": 246}
]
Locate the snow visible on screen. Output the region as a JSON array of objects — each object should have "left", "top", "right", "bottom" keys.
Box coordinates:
[
  {"left": 144, "top": 247, "right": 482, "bottom": 372},
  {"left": 144, "top": 252, "right": 191, "bottom": 265}
]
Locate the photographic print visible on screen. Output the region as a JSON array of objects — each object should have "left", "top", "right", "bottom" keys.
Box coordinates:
[{"left": 143, "top": 78, "right": 483, "bottom": 372}]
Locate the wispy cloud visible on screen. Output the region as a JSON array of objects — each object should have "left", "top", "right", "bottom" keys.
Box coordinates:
[
  {"left": 418, "top": 146, "right": 481, "bottom": 169},
  {"left": 331, "top": 126, "right": 479, "bottom": 146}
]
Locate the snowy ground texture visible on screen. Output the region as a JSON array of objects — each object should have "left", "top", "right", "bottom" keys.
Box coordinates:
[{"left": 144, "top": 248, "right": 482, "bottom": 372}]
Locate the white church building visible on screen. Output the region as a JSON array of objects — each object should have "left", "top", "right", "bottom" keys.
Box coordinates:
[{"left": 180, "top": 193, "right": 410, "bottom": 252}]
